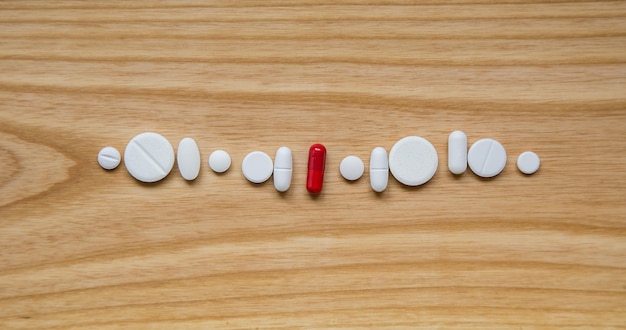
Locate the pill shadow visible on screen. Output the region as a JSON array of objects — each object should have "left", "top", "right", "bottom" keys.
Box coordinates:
[
  {"left": 130, "top": 175, "right": 170, "bottom": 187},
  {"left": 307, "top": 192, "right": 321, "bottom": 200},
  {"left": 447, "top": 171, "right": 465, "bottom": 181},
  {"left": 276, "top": 188, "right": 293, "bottom": 199}
]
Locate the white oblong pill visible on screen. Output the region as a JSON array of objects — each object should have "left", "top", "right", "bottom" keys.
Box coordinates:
[
  {"left": 517, "top": 151, "right": 540, "bottom": 175},
  {"left": 273, "top": 146, "right": 292, "bottom": 192},
  {"left": 124, "top": 132, "right": 175, "bottom": 183},
  {"left": 242, "top": 151, "right": 273, "bottom": 184},
  {"left": 389, "top": 136, "right": 438, "bottom": 186},
  {"left": 448, "top": 130, "right": 467, "bottom": 175},
  {"left": 98, "top": 146, "right": 121, "bottom": 170},
  {"left": 467, "top": 138, "right": 507, "bottom": 178},
  {"left": 177, "top": 137, "right": 201, "bottom": 180},
  {"left": 340, "top": 155, "right": 364, "bottom": 181},
  {"left": 369, "top": 147, "right": 388, "bottom": 192},
  {"left": 208, "top": 150, "right": 231, "bottom": 173}
]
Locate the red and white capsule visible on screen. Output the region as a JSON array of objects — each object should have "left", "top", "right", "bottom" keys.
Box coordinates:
[{"left": 306, "top": 143, "right": 326, "bottom": 194}]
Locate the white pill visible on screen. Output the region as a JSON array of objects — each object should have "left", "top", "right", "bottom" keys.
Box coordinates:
[
  {"left": 389, "top": 136, "right": 438, "bottom": 186},
  {"left": 208, "top": 150, "right": 231, "bottom": 173},
  {"left": 369, "top": 147, "right": 388, "bottom": 192},
  {"left": 467, "top": 138, "right": 507, "bottom": 178},
  {"left": 517, "top": 151, "right": 540, "bottom": 175},
  {"left": 242, "top": 151, "right": 273, "bottom": 184},
  {"left": 274, "top": 146, "right": 293, "bottom": 192},
  {"left": 448, "top": 130, "right": 467, "bottom": 175},
  {"left": 97, "top": 146, "right": 121, "bottom": 170},
  {"left": 340, "top": 155, "right": 364, "bottom": 181},
  {"left": 177, "top": 137, "right": 201, "bottom": 180},
  {"left": 124, "top": 132, "right": 175, "bottom": 183}
]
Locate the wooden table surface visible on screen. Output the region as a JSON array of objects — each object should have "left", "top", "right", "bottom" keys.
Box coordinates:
[{"left": 1, "top": 1, "right": 625, "bottom": 329}]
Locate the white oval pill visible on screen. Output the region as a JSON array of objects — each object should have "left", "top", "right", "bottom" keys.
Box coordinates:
[
  {"left": 389, "top": 136, "right": 438, "bottom": 186},
  {"left": 340, "top": 155, "right": 364, "bottom": 181},
  {"left": 467, "top": 138, "right": 507, "bottom": 178},
  {"left": 208, "top": 150, "right": 231, "bottom": 173},
  {"left": 369, "top": 147, "right": 388, "bottom": 192},
  {"left": 98, "top": 146, "right": 121, "bottom": 170},
  {"left": 274, "top": 146, "right": 293, "bottom": 192},
  {"left": 242, "top": 151, "right": 273, "bottom": 184},
  {"left": 448, "top": 130, "right": 467, "bottom": 175},
  {"left": 124, "top": 132, "right": 175, "bottom": 183},
  {"left": 177, "top": 137, "right": 201, "bottom": 180},
  {"left": 517, "top": 151, "right": 540, "bottom": 175}
]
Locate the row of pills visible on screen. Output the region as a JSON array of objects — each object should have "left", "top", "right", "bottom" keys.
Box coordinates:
[{"left": 98, "top": 131, "right": 540, "bottom": 193}]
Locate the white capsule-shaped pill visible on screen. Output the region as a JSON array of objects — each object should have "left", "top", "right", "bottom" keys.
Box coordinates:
[
  {"left": 177, "top": 137, "right": 201, "bottom": 181},
  {"left": 448, "top": 130, "right": 467, "bottom": 175},
  {"left": 273, "top": 146, "right": 293, "bottom": 192},
  {"left": 369, "top": 147, "right": 389, "bottom": 192}
]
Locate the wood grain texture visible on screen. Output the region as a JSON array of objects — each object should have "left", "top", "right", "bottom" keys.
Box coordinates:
[{"left": 1, "top": 1, "right": 625, "bottom": 328}]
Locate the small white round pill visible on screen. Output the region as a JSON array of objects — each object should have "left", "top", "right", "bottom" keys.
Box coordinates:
[
  {"left": 124, "top": 132, "right": 175, "bottom": 183},
  {"left": 467, "top": 138, "right": 507, "bottom": 178},
  {"left": 242, "top": 151, "right": 273, "bottom": 183},
  {"left": 517, "top": 151, "right": 540, "bottom": 175},
  {"left": 340, "top": 155, "right": 364, "bottom": 181},
  {"left": 208, "top": 150, "right": 231, "bottom": 173},
  {"left": 97, "top": 146, "right": 121, "bottom": 170},
  {"left": 389, "top": 136, "right": 439, "bottom": 186}
]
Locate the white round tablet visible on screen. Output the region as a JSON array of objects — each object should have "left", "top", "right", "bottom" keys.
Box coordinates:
[
  {"left": 209, "top": 150, "right": 231, "bottom": 173},
  {"left": 467, "top": 138, "right": 507, "bottom": 178},
  {"left": 97, "top": 146, "right": 121, "bottom": 170},
  {"left": 242, "top": 151, "right": 273, "bottom": 183},
  {"left": 517, "top": 151, "right": 540, "bottom": 175},
  {"left": 389, "top": 136, "right": 439, "bottom": 186},
  {"left": 124, "top": 132, "right": 175, "bottom": 183},
  {"left": 340, "top": 155, "right": 364, "bottom": 181}
]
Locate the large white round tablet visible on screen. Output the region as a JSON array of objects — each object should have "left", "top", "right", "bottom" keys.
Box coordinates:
[
  {"left": 242, "top": 151, "right": 273, "bottom": 183},
  {"left": 124, "top": 132, "right": 175, "bottom": 183},
  {"left": 209, "top": 150, "right": 231, "bottom": 173},
  {"left": 517, "top": 151, "right": 540, "bottom": 174},
  {"left": 389, "top": 136, "right": 439, "bottom": 186},
  {"left": 340, "top": 155, "right": 364, "bottom": 181},
  {"left": 467, "top": 138, "right": 507, "bottom": 178},
  {"left": 98, "top": 146, "right": 121, "bottom": 170}
]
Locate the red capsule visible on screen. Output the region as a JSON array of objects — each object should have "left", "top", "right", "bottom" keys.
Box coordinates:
[{"left": 306, "top": 143, "right": 326, "bottom": 194}]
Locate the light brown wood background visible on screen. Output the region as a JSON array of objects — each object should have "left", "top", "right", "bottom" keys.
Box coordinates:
[{"left": 1, "top": 1, "right": 625, "bottom": 329}]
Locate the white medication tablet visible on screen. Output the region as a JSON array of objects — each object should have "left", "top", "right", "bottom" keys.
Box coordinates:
[
  {"left": 274, "top": 146, "right": 293, "bottom": 192},
  {"left": 448, "top": 130, "right": 467, "bottom": 175},
  {"left": 124, "top": 132, "right": 175, "bottom": 183},
  {"left": 340, "top": 155, "right": 364, "bottom": 181},
  {"left": 208, "top": 150, "right": 231, "bottom": 173},
  {"left": 389, "top": 136, "right": 438, "bottom": 186},
  {"left": 467, "top": 138, "right": 507, "bottom": 178},
  {"left": 177, "top": 137, "right": 201, "bottom": 181},
  {"left": 517, "top": 151, "right": 540, "bottom": 175},
  {"left": 369, "top": 147, "right": 388, "bottom": 192},
  {"left": 97, "top": 146, "right": 121, "bottom": 170},
  {"left": 242, "top": 151, "right": 273, "bottom": 184}
]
